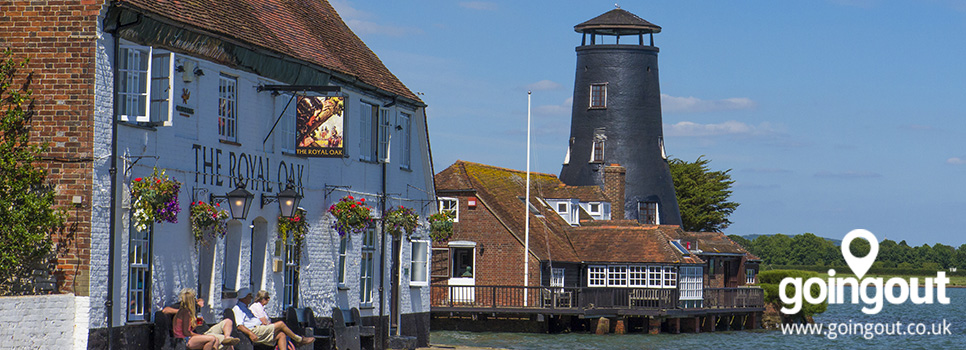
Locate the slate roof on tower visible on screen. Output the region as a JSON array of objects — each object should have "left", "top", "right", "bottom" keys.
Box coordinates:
[
  {"left": 115, "top": 0, "right": 420, "bottom": 102},
  {"left": 574, "top": 8, "right": 662, "bottom": 34}
]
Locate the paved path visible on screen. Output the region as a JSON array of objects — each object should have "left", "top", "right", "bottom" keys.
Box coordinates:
[{"left": 417, "top": 345, "right": 506, "bottom": 350}]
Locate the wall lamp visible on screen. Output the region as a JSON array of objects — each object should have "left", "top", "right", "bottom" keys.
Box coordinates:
[
  {"left": 193, "top": 67, "right": 205, "bottom": 76},
  {"left": 211, "top": 182, "right": 254, "bottom": 220},
  {"left": 261, "top": 183, "right": 302, "bottom": 218}
]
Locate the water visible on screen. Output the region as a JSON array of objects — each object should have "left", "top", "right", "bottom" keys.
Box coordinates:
[{"left": 430, "top": 287, "right": 965, "bottom": 349}]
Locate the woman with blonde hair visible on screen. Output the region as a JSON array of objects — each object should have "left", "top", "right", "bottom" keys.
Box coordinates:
[
  {"left": 250, "top": 290, "right": 272, "bottom": 325},
  {"left": 172, "top": 288, "right": 239, "bottom": 350}
]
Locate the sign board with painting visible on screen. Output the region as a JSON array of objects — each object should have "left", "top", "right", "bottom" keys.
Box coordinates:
[{"left": 296, "top": 96, "right": 345, "bottom": 157}]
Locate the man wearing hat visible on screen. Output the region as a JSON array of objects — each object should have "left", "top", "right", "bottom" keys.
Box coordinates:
[{"left": 232, "top": 287, "right": 315, "bottom": 348}]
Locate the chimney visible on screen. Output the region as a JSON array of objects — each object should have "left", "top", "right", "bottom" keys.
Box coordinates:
[{"left": 603, "top": 164, "right": 626, "bottom": 220}]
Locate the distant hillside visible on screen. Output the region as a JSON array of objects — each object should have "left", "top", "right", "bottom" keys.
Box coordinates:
[{"left": 742, "top": 233, "right": 842, "bottom": 246}]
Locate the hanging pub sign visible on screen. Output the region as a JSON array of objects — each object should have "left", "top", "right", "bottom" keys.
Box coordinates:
[{"left": 296, "top": 96, "right": 345, "bottom": 157}]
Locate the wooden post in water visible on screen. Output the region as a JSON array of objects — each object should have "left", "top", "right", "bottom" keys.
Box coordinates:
[
  {"left": 613, "top": 318, "right": 626, "bottom": 334},
  {"left": 648, "top": 317, "right": 662, "bottom": 334}
]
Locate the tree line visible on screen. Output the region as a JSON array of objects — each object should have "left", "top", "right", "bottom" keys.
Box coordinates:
[{"left": 728, "top": 233, "right": 965, "bottom": 270}]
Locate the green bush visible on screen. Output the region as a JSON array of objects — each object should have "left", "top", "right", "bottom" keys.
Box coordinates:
[{"left": 758, "top": 270, "right": 828, "bottom": 317}]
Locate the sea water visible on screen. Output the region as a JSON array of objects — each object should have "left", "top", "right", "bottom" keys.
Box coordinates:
[{"left": 430, "top": 286, "right": 965, "bottom": 349}]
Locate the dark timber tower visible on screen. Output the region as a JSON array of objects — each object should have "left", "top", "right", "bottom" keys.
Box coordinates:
[{"left": 558, "top": 8, "right": 682, "bottom": 226}]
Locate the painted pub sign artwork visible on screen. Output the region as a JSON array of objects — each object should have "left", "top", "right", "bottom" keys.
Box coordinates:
[{"left": 296, "top": 96, "right": 345, "bottom": 157}]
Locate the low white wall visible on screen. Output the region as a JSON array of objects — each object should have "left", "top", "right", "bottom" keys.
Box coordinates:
[{"left": 0, "top": 294, "right": 84, "bottom": 350}]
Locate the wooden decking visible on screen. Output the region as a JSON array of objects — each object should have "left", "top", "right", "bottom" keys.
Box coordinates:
[{"left": 430, "top": 285, "right": 764, "bottom": 317}]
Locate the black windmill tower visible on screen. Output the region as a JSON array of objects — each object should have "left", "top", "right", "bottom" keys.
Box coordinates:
[{"left": 558, "top": 7, "right": 682, "bottom": 226}]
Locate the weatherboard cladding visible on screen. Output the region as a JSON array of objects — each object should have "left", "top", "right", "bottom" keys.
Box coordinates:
[
  {"left": 115, "top": 0, "right": 419, "bottom": 102},
  {"left": 435, "top": 161, "right": 698, "bottom": 265}
]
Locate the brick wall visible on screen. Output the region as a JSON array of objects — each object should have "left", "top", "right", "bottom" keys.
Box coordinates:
[
  {"left": 0, "top": 0, "right": 106, "bottom": 296},
  {"left": 433, "top": 194, "right": 540, "bottom": 287},
  {"left": 603, "top": 165, "right": 626, "bottom": 220},
  {"left": 0, "top": 294, "right": 85, "bottom": 349}
]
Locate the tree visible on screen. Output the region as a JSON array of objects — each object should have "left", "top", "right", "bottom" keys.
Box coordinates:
[
  {"left": 668, "top": 156, "right": 739, "bottom": 232},
  {"left": 0, "top": 50, "right": 63, "bottom": 295}
]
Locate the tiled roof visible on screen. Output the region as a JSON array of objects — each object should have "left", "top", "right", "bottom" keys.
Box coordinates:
[
  {"left": 435, "top": 160, "right": 699, "bottom": 265},
  {"left": 574, "top": 8, "right": 661, "bottom": 34},
  {"left": 116, "top": 0, "right": 419, "bottom": 102},
  {"left": 670, "top": 231, "right": 760, "bottom": 261}
]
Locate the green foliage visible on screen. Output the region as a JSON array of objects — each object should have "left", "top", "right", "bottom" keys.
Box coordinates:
[
  {"left": 428, "top": 211, "right": 454, "bottom": 243},
  {"left": 130, "top": 167, "right": 181, "bottom": 231},
  {"left": 189, "top": 201, "right": 228, "bottom": 245},
  {"left": 328, "top": 195, "right": 372, "bottom": 236},
  {"left": 758, "top": 270, "right": 828, "bottom": 317},
  {"left": 385, "top": 206, "right": 419, "bottom": 238},
  {"left": 0, "top": 49, "right": 64, "bottom": 295},
  {"left": 277, "top": 208, "right": 309, "bottom": 248},
  {"left": 668, "top": 156, "right": 739, "bottom": 232}
]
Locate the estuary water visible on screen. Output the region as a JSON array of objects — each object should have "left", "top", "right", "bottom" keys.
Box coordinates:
[{"left": 430, "top": 286, "right": 965, "bottom": 349}]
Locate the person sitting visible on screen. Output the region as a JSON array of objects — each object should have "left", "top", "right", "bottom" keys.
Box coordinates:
[
  {"left": 166, "top": 288, "right": 240, "bottom": 350},
  {"left": 232, "top": 288, "right": 315, "bottom": 348},
  {"left": 250, "top": 290, "right": 272, "bottom": 325}
]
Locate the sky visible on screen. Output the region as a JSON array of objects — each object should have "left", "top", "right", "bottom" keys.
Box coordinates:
[{"left": 331, "top": 0, "right": 966, "bottom": 247}]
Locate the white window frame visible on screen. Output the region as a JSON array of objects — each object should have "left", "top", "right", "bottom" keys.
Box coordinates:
[
  {"left": 607, "top": 265, "right": 628, "bottom": 287},
  {"left": 551, "top": 268, "right": 565, "bottom": 288},
  {"left": 360, "top": 228, "right": 376, "bottom": 306},
  {"left": 647, "top": 266, "right": 662, "bottom": 288},
  {"left": 590, "top": 134, "right": 606, "bottom": 163},
  {"left": 679, "top": 266, "right": 703, "bottom": 301},
  {"left": 640, "top": 201, "right": 660, "bottom": 225},
  {"left": 127, "top": 221, "right": 152, "bottom": 321},
  {"left": 663, "top": 266, "right": 677, "bottom": 288},
  {"left": 218, "top": 74, "right": 238, "bottom": 142},
  {"left": 378, "top": 108, "right": 391, "bottom": 163},
  {"left": 587, "top": 265, "right": 607, "bottom": 287},
  {"left": 588, "top": 202, "right": 601, "bottom": 215},
  {"left": 438, "top": 197, "right": 458, "bottom": 222},
  {"left": 359, "top": 101, "right": 378, "bottom": 162},
  {"left": 628, "top": 265, "right": 647, "bottom": 287},
  {"left": 337, "top": 235, "right": 348, "bottom": 287},
  {"left": 556, "top": 202, "right": 568, "bottom": 214},
  {"left": 410, "top": 240, "right": 430, "bottom": 287},
  {"left": 118, "top": 44, "right": 152, "bottom": 122},
  {"left": 746, "top": 268, "right": 756, "bottom": 285},
  {"left": 279, "top": 94, "right": 297, "bottom": 154},
  {"left": 399, "top": 112, "right": 411, "bottom": 169},
  {"left": 149, "top": 51, "right": 174, "bottom": 126},
  {"left": 589, "top": 83, "right": 607, "bottom": 109}
]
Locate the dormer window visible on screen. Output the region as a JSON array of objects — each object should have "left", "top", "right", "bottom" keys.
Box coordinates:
[
  {"left": 639, "top": 201, "right": 659, "bottom": 225},
  {"left": 557, "top": 203, "right": 568, "bottom": 214},
  {"left": 588, "top": 202, "right": 601, "bottom": 215},
  {"left": 439, "top": 197, "right": 459, "bottom": 222}
]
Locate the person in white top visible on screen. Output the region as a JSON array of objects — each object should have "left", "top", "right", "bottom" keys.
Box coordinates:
[
  {"left": 249, "top": 290, "right": 271, "bottom": 325},
  {"left": 231, "top": 288, "right": 315, "bottom": 348}
]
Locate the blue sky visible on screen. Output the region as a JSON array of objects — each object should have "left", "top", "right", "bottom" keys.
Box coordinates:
[{"left": 332, "top": 0, "right": 966, "bottom": 246}]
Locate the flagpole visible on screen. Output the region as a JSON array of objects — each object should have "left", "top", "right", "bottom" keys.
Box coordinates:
[{"left": 524, "top": 91, "right": 531, "bottom": 306}]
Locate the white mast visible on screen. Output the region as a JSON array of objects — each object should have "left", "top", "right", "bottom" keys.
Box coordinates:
[{"left": 524, "top": 91, "right": 531, "bottom": 306}]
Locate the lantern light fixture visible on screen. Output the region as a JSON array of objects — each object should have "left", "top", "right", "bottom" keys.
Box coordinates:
[
  {"left": 211, "top": 182, "right": 254, "bottom": 220},
  {"left": 261, "top": 183, "right": 302, "bottom": 218}
]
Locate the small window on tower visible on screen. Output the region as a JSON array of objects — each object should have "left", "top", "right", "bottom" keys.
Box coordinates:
[
  {"left": 590, "top": 131, "right": 606, "bottom": 163},
  {"left": 639, "top": 201, "right": 659, "bottom": 225},
  {"left": 589, "top": 83, "right": 607, "bottom": 109}
]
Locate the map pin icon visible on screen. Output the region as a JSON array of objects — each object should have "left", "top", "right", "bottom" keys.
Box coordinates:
[{"left": 841, "top": 229, "right": 879, "bottom": 279}]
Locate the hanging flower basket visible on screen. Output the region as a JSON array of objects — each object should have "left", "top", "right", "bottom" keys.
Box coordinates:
[
  {"left": 428, "top": 211, "right": 454, "bottom": 243},
  {"left": 189, "top": 201, "right": 228, "bottom": 245},
  {"left": 328, "top": 195, "right": 373, "bottom": 236},
  {"left": 385, "top": 206, "right": 419, "bottom": 239},
  {"left": 278, "top": 208, "right": 309, "bottom": 247},
  {"left": 131, "top": 167, "right": 182, "bottom": 232}
]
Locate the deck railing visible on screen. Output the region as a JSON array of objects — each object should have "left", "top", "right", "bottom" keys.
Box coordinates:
[{"left": 431, "top": 285, "right": 763, "bottom": 311}]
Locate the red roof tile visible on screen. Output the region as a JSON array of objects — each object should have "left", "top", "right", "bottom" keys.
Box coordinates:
[{"left": 116, "top": 0, "right": 419, "bottom": 101}]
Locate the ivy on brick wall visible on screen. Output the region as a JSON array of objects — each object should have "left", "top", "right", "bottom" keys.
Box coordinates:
[{"left": 0, "top": 49, "right": 65, "bottom": 295}]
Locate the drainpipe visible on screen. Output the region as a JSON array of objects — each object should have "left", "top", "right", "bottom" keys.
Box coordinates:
[
  {"left": 104, "top": 5, "right": 141, "bottom": 350},
  {"left": 378, "top": 158, "right": 387, "bottom": 346}
]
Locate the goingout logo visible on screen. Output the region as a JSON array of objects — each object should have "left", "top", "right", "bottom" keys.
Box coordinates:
[{"left": 779, "top": 229, "right": 951, "bottom": 315}]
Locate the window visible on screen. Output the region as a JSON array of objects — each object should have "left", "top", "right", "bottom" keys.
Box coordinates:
[
  {"left": 411, "top": 240, "right": 430, "bottom": 286},
  {"left": 378, "top": 108, "right": 391, "bottom": 162},
  {"left": 118, "top": 45, "right": 174, "bottom": 124},
  {"left": 360, "top": 228, "right": 375, "bottom": 306},
  {"left": 359, "top": 102, "right": 378, "bottom": 161},
  {"left": 438, "top": 197, "right": 458, "bottom": 222},
  {"left": 279, "top": 96, "right": 297, "bottom": 153},
  {"left": 399, "top": 113, "right": 411, "bottom": 169},
  {"left": 127, "top": 222, "right": 152, "bottom": 321},
  {"left": 588, "top": 203, "right": 601, "bottom": 215},
  {"left": 746, "top": 268, "right": 757, "bottom": 285},
  {"left": 587, "top": 266, "right": 606, "bottom": 287},
  {"left": 337, "top": 235, "right": 348, "bottom": 286},
  {"left": 679, "top": 266, "right": 703, "bottom": 306},
  {"left": 639, "top": 201, "right": 659, "bottom": 225},
  {"left": 556, "top": 202, "right": 568, "bottom": 214},
  {"left": 589, "top": 83, "right": 607, "bottom": 108},
  {"left": 551, "top": 268, "right": 565, "bottom": 288},
  {"left": 149, "top": 52, "right": 174, "bottom": 126},
  {"left": 708, "top": 258, "right": 716, "bottom": 275},
  {"left": 628, "top": 266, "right": 647, "bottom": 287},
  {"left": 283, "top": 235, "right": 299, "bottom": 308},
  {"left": 659, "top": 137, "right": 667, "bottom": 160},
  {"left": 663, "top": 266, "right": 677, "bottom": 288},
  {"left": 451, "top": 247, "right": 474, "bottom": 278},
  {"left": 218, "top": 75, "right": 238, "bottom": 142},
  {"left": 607, "top": 265, "right": 628, "bottom": 287},
  {"left": 591, "top": 131, "right": 606, "bottom": 163},
  {"left": 647, "top": 266, "right": 662, "bottom": 288}
]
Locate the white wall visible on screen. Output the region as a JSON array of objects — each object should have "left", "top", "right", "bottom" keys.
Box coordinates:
[{"left": 0, "top": 294, "right": 87, "bottom": 350}]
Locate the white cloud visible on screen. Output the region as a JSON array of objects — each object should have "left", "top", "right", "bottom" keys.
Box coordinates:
[
  {"left": 664, "top": 120, "right": 779, "bottom": 137},
  {"left": 947, "top": 157, "right": 966, "bottom": 165},
  {"left": 814, "top": 170, "right": 882, "bottom": 179},
  {"left": 526, "top": 80, "right": 562, "bottom": 91},
  {"left": 534, "top": 97, "right": 573, "bottom": 116},
  {"left": 459, "top": 1, "right": 498, "bottom": 10},
  {"left": 330, "top": 0, "right": 423, "bottom": 37},
  {"left": 661, "top": 94, "right": 757, "bottom": 114}
]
